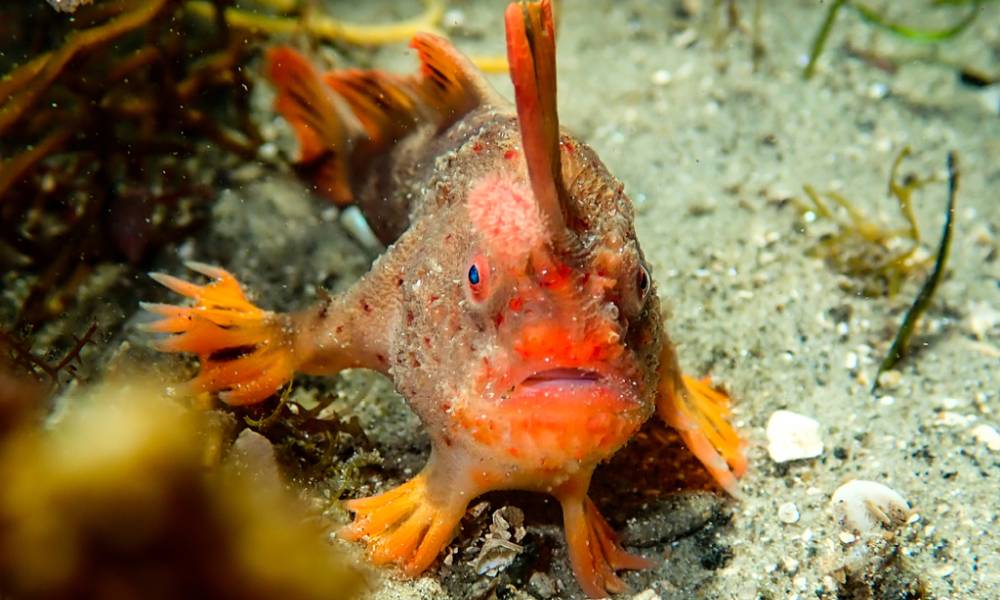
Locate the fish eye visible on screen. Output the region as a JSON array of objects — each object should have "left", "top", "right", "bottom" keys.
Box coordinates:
[
  {"left": 636, "top": 265, "right": 650, "bottom": 302},
  {"left": 466, "top": 254, "right": 490, "bottom": 303}
]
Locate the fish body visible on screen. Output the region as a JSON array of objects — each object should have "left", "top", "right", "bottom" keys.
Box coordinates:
[{"left": 144, "top": 1, "right": 746, "bottom": 597}]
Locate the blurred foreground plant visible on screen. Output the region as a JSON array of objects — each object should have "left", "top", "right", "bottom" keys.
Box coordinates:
[{"left": 0, "top": 375, "right": 366, "bottom": 599}]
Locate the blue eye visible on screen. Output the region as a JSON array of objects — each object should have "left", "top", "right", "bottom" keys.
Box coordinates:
[{"left": 468, "top": 264, "right": 481, "bottom": 285}]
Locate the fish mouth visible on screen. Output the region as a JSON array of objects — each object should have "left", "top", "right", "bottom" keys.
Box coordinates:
[
  {"left": 509, "top": 366, "right": 641, "bottom": 411},
  {"left": 519, "top": 367, "right": 603, "bottom": 387}
]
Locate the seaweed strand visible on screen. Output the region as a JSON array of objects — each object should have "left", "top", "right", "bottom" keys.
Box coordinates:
[
  {"left": 873, "top": 152, "right": 959, "bottom": 391},
  {"left": 850, "top": 0, "right": 981, "bottom": 43},
  {"left": 803, "top": 0, "right": 847, "bottom": 80},
  {"left": 0, "top": 0, "right": 173, "bottom": 137}
]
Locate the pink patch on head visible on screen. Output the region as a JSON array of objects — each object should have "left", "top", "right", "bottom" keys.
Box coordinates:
[{"left": 467, "top": 172, "right": 547, "bottom": 266}]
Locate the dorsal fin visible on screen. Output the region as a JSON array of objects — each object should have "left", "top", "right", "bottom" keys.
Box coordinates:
[
  {"left": 408, "top": 32, "right": 490, "bottom": 126},
  {"left": 504, "top": 0, "right": 566, "bottom": 238},
  {"left": 266, "top": 47, "right": 356, "bottom": 204},
  {"left": 266, "top": 37, "right": 492, "bottom": 206}
]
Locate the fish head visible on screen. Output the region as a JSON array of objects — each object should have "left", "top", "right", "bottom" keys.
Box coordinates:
[{"left": 443, "top": 134, "right": 662, "bottom": 472}]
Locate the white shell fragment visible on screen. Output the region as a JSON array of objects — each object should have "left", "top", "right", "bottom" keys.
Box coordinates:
[
  {"left": 777, "top": 502, "right": 800, "bottom": 524},
  {"left": 971, "top": 424, "right": 1000, "bottom": 452},
  {"left": 766, "top": 410, "right": 824, "bottom": 463},
  {"left": 831, "top": 480, "right": 911, "bottom": 534}
]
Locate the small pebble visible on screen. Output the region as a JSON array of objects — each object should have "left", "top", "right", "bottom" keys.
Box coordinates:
[
  {"left": 766, "top": 410, "right": 824, "bottom": 463},
  {"left": 630, "top": 590, "right": 661, "bottom": 600},
  {"left": 783, "top": 556, "right": 800, "bottom": 575},
  {"left": 964, "top": 300, "right": 1000, "bottom": 339},
  {"left": 777, "top": 502, "right": 800, "bottom": 524},
  {"left": 340, "top": 206, "right": 382, "bottom": 251},
  {"left": 876, "top": 369, "right": 902, "bottom": 390},
  {"left": 442, "top": 8, "right": 466, "bottom": 30},
  {"left": 971, "top": 424, "right": 1000, "bottom": 452},
  {"left": 838, "top": 531, "right": 856, "bottom": 545},
  {"left": 868, "top": 82, "right": 889, "bottom": 99},
  {"left": 529, "top": 571, "right": 556, "bottom": 598},
  {"left": 651, "top": 69, "right": 672, "bottom": 86},
  {"left": 930, "top": 564, "right": 954, "bottom": 578},
  {"left": 831, "top": 480, "right": 911, "bottom": 534}
]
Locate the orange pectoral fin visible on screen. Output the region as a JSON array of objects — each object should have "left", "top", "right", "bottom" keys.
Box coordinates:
[
  {"left": 143, "top": 262, "right": 297, "bottom": 406},
  {"left": 266, "top": 46, "right": 353, "bottom": 204},
  {"left": 504, "top": 0, "right": 565, "bottom": 233},
  {"left": 658, "top": 369, "right": 747, "bottom": 496},
  {"left": 341, "top": 463, "right": 469, "bottom": 577},
  {"left": 557, "top": 482, "right": 652, "bottom": 598}
]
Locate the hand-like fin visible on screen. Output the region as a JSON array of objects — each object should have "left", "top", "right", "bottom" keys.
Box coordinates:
[
  {"left": 504, "top": 0, "right": 566, "bottom": 237},
  {"left": 144, "top": 264, "right": 297, "bottom": 406}
]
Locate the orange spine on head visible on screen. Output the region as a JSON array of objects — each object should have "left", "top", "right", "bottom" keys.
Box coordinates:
[{"left": 504, "top": 0, "right": 567, "bottom": 240}]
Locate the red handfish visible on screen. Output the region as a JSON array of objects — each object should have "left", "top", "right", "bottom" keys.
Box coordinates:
[{"left": 142, "top": 1, "right": 746, "bottom": 596}]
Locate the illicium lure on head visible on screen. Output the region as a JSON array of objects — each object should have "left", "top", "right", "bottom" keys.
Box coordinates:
[{"left": 143, "top": 1, "right": 746, "bottom": 596}]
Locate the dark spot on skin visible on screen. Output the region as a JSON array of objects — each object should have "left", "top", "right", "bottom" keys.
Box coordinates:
[
  {"left": 208, "top": 344, "right": 256, "bottom": 363},
  {"left": 472, "top": 142, "right": 483, "bottom": 153},
  {"left": 396, "top": 276, "right": 404, "bottom": 287},
  {"left": 362, "top": 301, "right": 372, "bottom": 313},
  {"left": 423, "top": 336, "right": 432, "bottom": 347},
  {"left": 336, "top": 325, "right": 344, "bottom": 334},
  {"left": 376, "top": 353, "right": 387, "bottom": 364},
  {"left": 406, "top": 310, "right": 415, "bottom": 325},
  {"left": 442, "top": 435, "right": 453, "bottom": 447},
  {"left": 493, "top": 311, "right": 504, "bottom": 328},
  {"left": 429, "top": 295, "right": 439, "bottom": 304},
  {"left": 504, "top": 149, "right": 518, "bottom": 160}
]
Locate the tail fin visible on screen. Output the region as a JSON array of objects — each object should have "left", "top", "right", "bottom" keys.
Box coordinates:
[
  {"left": 266, "top": 38, "right": 491, "bottom": 205},
  {"left": 504, "top": 0, "right": 567, "bottom": 238},
  {"left": 142, "top": 263, "right": 297, "bottom": 406}
]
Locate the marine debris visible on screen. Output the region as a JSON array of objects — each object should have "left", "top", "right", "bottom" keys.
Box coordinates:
[
  {"left": 873, "top": 152, "right": 958, "bottom": 390},
  {"left": 803, "top": 0, "right": 985, "bottom": 79},
  {"left": 800, "top": 147, "right": 937, "bottom": 297}
]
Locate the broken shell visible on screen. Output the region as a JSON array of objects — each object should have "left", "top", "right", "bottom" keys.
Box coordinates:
[
  {"left": 766, "top": 410, "right": 824, "bottom": 463},
  {"left": 831, "top": 480, "right": 911, "bottom": 534},
  {"left": 777, "top": 502, "right": 800, "bottom": 524},
  {"left": 971, "top": 424, "right": 1000, "bottom": 452}
]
